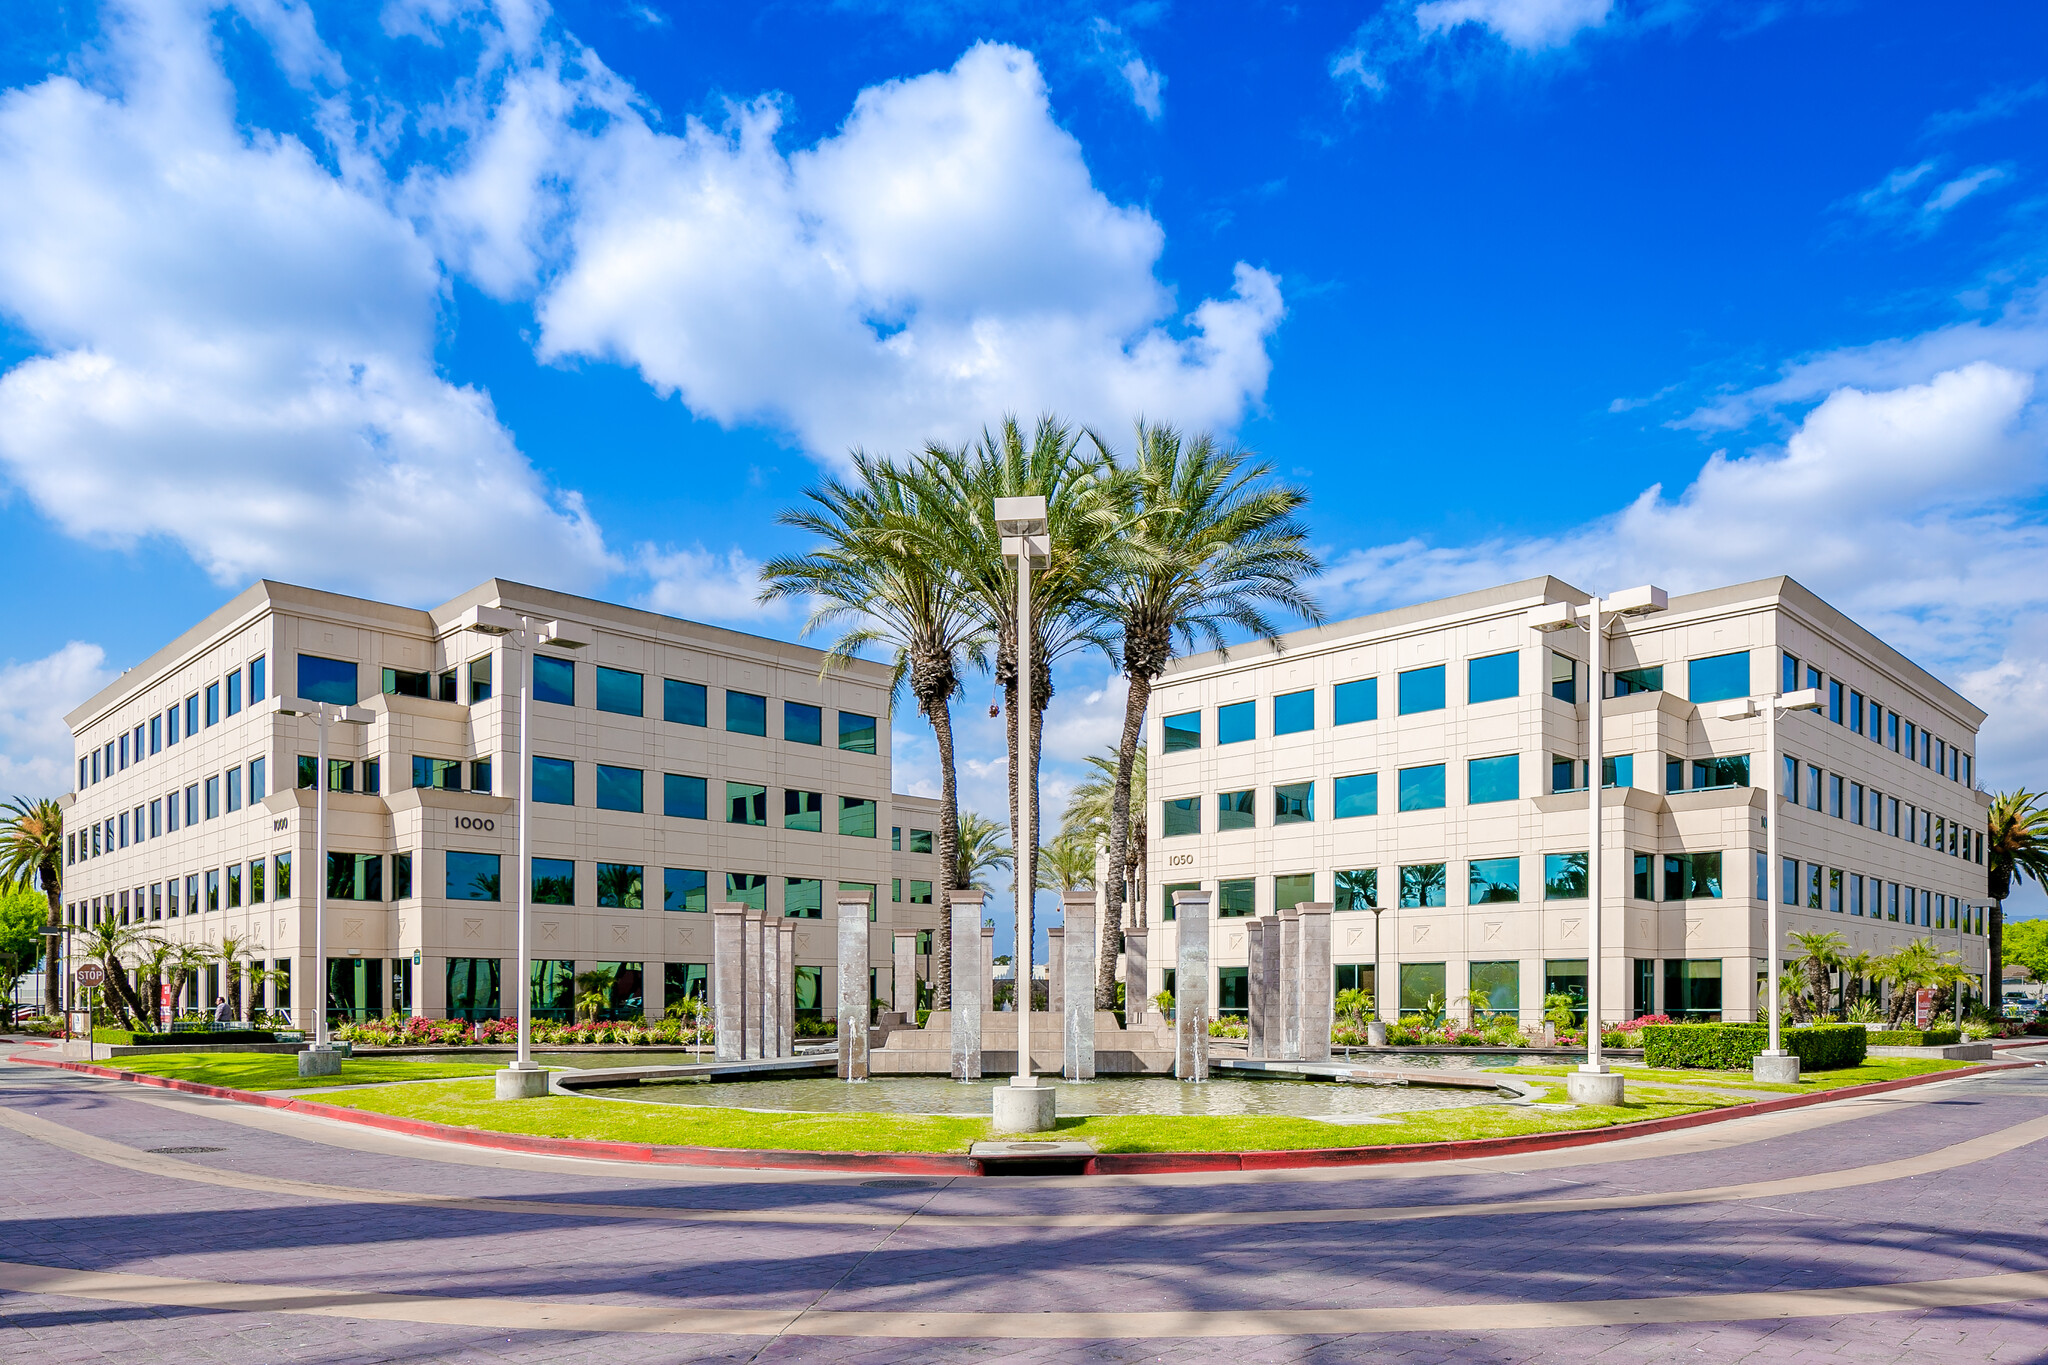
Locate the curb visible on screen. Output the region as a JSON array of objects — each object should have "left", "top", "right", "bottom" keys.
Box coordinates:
[{"left": 12, "top": 1053, "right": 2024, "bottom": 1177}]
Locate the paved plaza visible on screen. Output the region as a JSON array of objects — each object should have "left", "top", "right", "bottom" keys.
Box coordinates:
[{"left": 1, "top": 1052, "right": 2046, "bottom": 1363}]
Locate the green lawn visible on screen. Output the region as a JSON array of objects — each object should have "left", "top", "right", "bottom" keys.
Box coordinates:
[
  {"left": 1495, "top": 1058, "right": 1972, "bottom": 1095},
  {"left": 107, "top": 1053, "right": 500, "bottom": 1091}
]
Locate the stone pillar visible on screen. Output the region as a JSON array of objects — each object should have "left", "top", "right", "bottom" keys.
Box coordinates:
[
  {"left": 1279, "top": 902, "right": 1302, "bottom": 1060},
  {"left": 950, "top": 891, "right": 985, "bottom": 1080},
  {"left": 1245, "top": 917, "right": 1267, "bottom": 1057},
  {"left": 893, "top": 933, "right": 918, "bottom": 1020},
  {"left": 1046, "top": 925, "right": 1065, "bottom": 1022},
  {"left": 1063, "top": 890, "right": 1096, "bottom": 1081},
  {"left": 1173, "top": 889, "right": 1211, "bottom": 1081},
  {"left": 1297, "top": 903, "right": 1333, "bottom": 1063},
  {"left": 836, "top": 897, "right": 870, "bottom": 1080},
  {"left": 980, "top": 925, "right": 996, "bottom": 1013},
  {"left": 759, "top": 912, "right": 782, "bottom": 1059},
  {"left": 711, "top": 904, "right": 746, "bottom": 1063},
  {"left": 1258, "top": 913, "right": 1286, "bottom": 1057},
  {"left": 1124, "top": 928, "right": 1149, "bottom": 1028},
  {"left": 776, "top": 919, "right": 796, "bottom": 1058},
  {"left": 741, "top": 908, "right": 765, "bottom": 1060}
]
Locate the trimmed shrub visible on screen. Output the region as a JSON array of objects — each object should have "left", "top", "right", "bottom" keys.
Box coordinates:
[
  {"left": 1867, "top": 1028, "right": 1962, "bottom": 1047},
  {"left": 1643, "top": 1022, "right": 1867, "bottom": 1071},
  {"left": 100, "top": 1028, "right": 278, "bottom": 1046}
]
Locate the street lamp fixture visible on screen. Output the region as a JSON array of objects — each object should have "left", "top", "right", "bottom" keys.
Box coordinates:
[{"left": 277, "top": 697, "right": 373, "bottom": 1076}]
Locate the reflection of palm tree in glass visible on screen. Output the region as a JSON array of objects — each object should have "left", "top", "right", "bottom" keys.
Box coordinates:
[
  {"left": 533, "top": 874, "right": 572, "bottom": 905},
  {"left": 470, "top": 872, "right": 500, "bottom": 901},
  {"left": 1546, "top": 854, "right": 1587, "bottom": 900},
  {"left": 1401, "top": 863, "right": 1446, "bottom": 907},
  {"left": 1335, "top": 868, "right": 1376, "bottom": 910},
  {"left": 598, "top": 864, "right": 644, "bottom": 908},
  {"left": 575, "top": 967, "right": 616, "bottom": 1023}
]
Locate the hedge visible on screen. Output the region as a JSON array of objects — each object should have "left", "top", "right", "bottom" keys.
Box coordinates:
[
  {"left": 1642, "top": 1022, "right": 1867, "bottom": 1071},
  {"left": 93, "top": 1028, "right": 279, "bottom": 1046},
  {"left": 1867, "top": 1028, "right": 1962, "bottom": 1047}
]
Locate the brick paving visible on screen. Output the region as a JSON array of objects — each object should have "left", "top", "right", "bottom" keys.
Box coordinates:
[{"left": 1, "top": 1055, "right": 2044, "bottom": 1363}]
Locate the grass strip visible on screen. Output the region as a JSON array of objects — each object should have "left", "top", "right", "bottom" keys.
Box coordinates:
[
  {"left": 1493, "top": 1058, "right": 1971, "bottom": 1094},
  {"left": 109, "top": 1053, "right": 500, "bottom": 1091}
]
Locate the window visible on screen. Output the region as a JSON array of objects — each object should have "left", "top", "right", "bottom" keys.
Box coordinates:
[
  {"left": 205, "top": 869, "right": 220, "bottom": 912},
  {"left": 1335, "top": 868, "right": 1377, "bottom": 911},
  {"left": 532, "top": 756, "right": 575, "bottom": 806},
  {"left": 1467, "top": 754, "right": 1518, "bottom": 804},
  {"left": 225, "top": 766, "right": 243, "bottom": 813},
  {"left": 414, "top": 756, "right": 462, "bottom": 790},
  {"left": 437, "top": 669, "right": 458, "bottom": 702},
  {"left": 1273, "top": 781, "right": 1313, "bottom": 824},
  {"left": 1849, "top": 872, "right": 1865, "bottom": 916},
  {"left": 1217, "top": 789, "right": 1256, "bottom": 831},
  {"left": 1162, "top": 711, "right": 1201, "bottom": 751},
  {"left": 893, "top": 878, "right": 902, "bottom": 903},
  {"left": 657, "top": 773, "right": 706, "bottom": 821},
  {"left": 168, "top": 791, "right": 183, "bottom": 832},
  {"left": 1782, "top": 651, "right": 1799, "bottom": 693},
  {"left": 529, "top": 655, "right": 575, "bottom": 707},
  {"left": 275, "top": 853, "right": 291, "bottom": 899},
  {"left": 1162, "top": 797, "right": 1201, "bottom": 837},
  {"left": 1550, "top": 651, "right": 1577, "bottom": 704},
  {"left": 327, "top": 852, "right": 383, "bottom": 901},
  {"left": 468, "top": 656, "right": 491, "bottom": 704},
  {"left": 1544, "top": 852, "right": 1587, "bottom": 899},
  {"left": 1467, "top": 651, "right": 1518, "bottom": 704},
  {"left": 184, "top": 694, "right": 198, "bottom": 736},
  {"left": 784, "top": 790, "right": 824, "bottom": 831},
  {"left": 1272, "top": 689, "right": 1314, "bottom": 735},
  {"left": 664, "top": 679, "right": 707, "bottom": 726},
  {"left": 1159, "top": 881, "right": 1198, "bottom": 922},
  {"left": 1613, "top": 666, "right": 1663, "bottom": 696},
  {"left": 1867, "top": 700, "right": 1883, "bottom": 743},
  {"left": 149, "top": 799, "right": 162, "bottom": 838},
  {"left": 597, "top": 863, "right": 644, "bottom": 908},
  {"left": 838, "top": 711, "right": 877, "bottom": 753},
  {"left": 720, "top": 690, "right": 766, "bottom": 735},
  {"left": 1397, "top": 764, "right": 1446, "bottom": 811},
  {"left": 249, "top": 757, "right": 266, "bottom": 800},
  {"left": 892, "top": 826, "right": 901, "bottom": 850},
  {"left": 784, "top": 877, "right": 823, "bottom": 918},
  {"left": 784, "top": 701, "right": 822, "bottom": 745},
  {"left": 390, "top": 853, "right": 411, "bottom": 901},
  {"left": 447, "top": 851, "right": 500, "bottom": 901},
  {"left": 1400, "top": 961, "right": 1448, "bottom": 1011},
  {"left": 118, "top": 733, "right": 129, "bottom": 771},
  {"left": 1806, "top": 764, "right": 1822, "bottom": 811},
  {"left": 1218, "top": 700, "right": 1255, "bottom": 744},
  {"left": 203, "top": 775, "right": 220, "bottom": 819},
  {"left": 149, "top": 715, "right": 161, "bottom": 755},
  {"left": 1849, "top": 781, "right": 1865, "bottom": 825},
  {"left": 1807, "top": 865, "right": 1823, "bottom": 910},
  {"left": 664, "top": 868, "right": 708, "bottom": 912},
  {"left": 1603, "top": 754, "right": 1633, "bottom": 788},
  {"left": 727, "top": 782, "right": 767, "bottom": 825},
  {"left": 1334, "top": 677, "right": 1378, "bottom": 724},
  {"left": 1218, "top": 878, "right": 1256, "bottom": 918},
  {"left": 1638, "top": 852, "right": 1657, "bottom": 901},
  {"left": 1849, "top": 691, "right": 1864, "bottom": 734},
  {"left": 1665, "top": 852, "right": 1723, "bottom": 900},
  {"left": 296, "top": 655, "right": 358, "bottom": 706},
  {"left": 908, "top": 880, "right": 933, "bottom": 905},
  {"left": 1333, "top": 772, "right": 1378, "bottom": 819},
  {"left": 839, "top": 796, "right": 877, "bottom": 837},
  {"left": 1469, "top": 857, "right": 1520, "bottom": 903},
  {"left": 531, "top": 857, "right": 575, "bottom": 905},
  {"left": 166, "top": 704, "right": 181, "bottom": 746},
  {"left": 384, "top": 668, "right": 433, "bottom": 698},
  {"left": 117, "top": 811, "right": 128, "bottom": 848},
  {"left": 1273, "top": 872, "right": 1315, "bottom": 914},
  {"left": 1663, "top": 959, "right": 1723, "bottom": 1020},
  {"left": 1887, "top": 712, "right": 1900, "bottom": 751},
  {"left": 1693, "top": 755, "right": 1750, "bottom": 790},
  {"left": 725, "top": 873, "right": 767, "bottom": 911},
  {"left": 250, "top": 656, "right": 266, "bottom": 701},
  {"left": 595, "top": 667, "right": 643, "bottom": 717},
  {"left": 1397, "top": 665, "right": 1445, "bottom": 715},
  {"left": 204, "top": 681, "right": 220, "bottom": 726},
  {"left": 1552, "top": 754, "right": 1582, "bottom": 793},
  {"left": 909, "top": 828, "right": 933, "bottom": 854},
  {"left": 595, "top": 765, "right": 643, "bottom": 813},
  {"left": 1687, "top": 652, "right": 1750, "bottom": 704},
  {"left": 1829, "top": 680, "right": 1844, "bottom": 724},
  {"left": 1399, "top": 863, "right": 1446, "bottom": 908},
  {"left": 1470, "top": 960, "right": 1520, "bottom": 1019}
]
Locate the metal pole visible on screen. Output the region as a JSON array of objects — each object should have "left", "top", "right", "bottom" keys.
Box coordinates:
[
  {"left": 1015, "top": 547, "right": 1033, "bottom": 1082},
  {"left": 516, "top": 628, "right": 533, "bottom": 1068},
  {"left": 314, "top": 707, "right": 329, "bottom": 1050},
  {"left": 1765, "top": 699, "right": 1783, "bottom": 1052},
  {"left": 1583, "top": 597, "right": 1605, "bottom": 1074}
]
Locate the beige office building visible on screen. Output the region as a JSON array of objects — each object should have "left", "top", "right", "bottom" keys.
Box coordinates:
[
  {"left": 1142, "top": 576, "right": 1994, "bottom": 1026},
  {"left": 61, "top": 579, "right": 943, "bottom": 1027}
]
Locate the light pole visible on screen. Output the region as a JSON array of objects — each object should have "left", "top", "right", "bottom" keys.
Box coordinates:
[
  {"left": 992, "top": 495, "right": 1056, "bottom": 1134},
  {"left": 463, "top": 607, "right": 587, "bottom": 1098},
  {"left": 1712, "top": 686, "right": 1822, "bottom": 1081},
  {"left": 1530, "top": 585, "right": 1665, "bottom": 1107},
  {"left": 279, "top": 698, "right": 372, "bottom": 1077}
]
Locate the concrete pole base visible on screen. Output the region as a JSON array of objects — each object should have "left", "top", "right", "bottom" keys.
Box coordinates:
[
  {"left": 297, "top": 1047, "right": 342, "bottom": 1078},
  {"left": 992, "top": 1078, "right": 1057, "bottom": 1133},
  {"left": 1752, "top": 1052, "right": 1801, "bottom": 1084},
  {"left": 496, "top": 1064, "right": 550, "bottom": 1099},
  {"left": 1565, "top": 1068, "right": 1625, "bottom": 1106},
  {"left": 1366, "top": 1021, "right": 1388, "bottom": 1047}
]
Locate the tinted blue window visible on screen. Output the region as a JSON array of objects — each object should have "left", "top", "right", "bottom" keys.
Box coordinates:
[
  {"left": 1467, "top": 651, "right": 1518, "bottom": 705},
  {"left": 1163, "top": 797, "right": 1201, "bottom": 837},
  {"left": 532, "top": 756, "right": 574, "bottom": 806},
  {"left": 1333, "top": 678, "right": 1377, "bottom": 725},
  {"left": 1162, "top": 711, "right": 1201, "bottom": 751},
  {"left": 204, "top": 682, "right": 220, "bottom": 726},
  {"left": 1398, "top": 763, "right": 1446, "bottom": 811},
  {"left": 249, "top": 656, "right": 266, "bottom": 701},
  {"left": 1467, "top": 754, "right": 1519, "bottom": 804},
  {"left": 225, "top": 671, "right": 242, "bottom": 717},
  {"left": 1333, "top": 772, "right": 1378, "bottom": 819},
  {"left": 445, "top": 851, "right": 500, "bottom": 901},
  {"left": 726, "top": 691, "right": 767, "bottom": 735},
  {"left": 595, "top": 667, "right": 643, "bottom": 716},
  {"left": 838, "top": 711, "right": 877, "bottom": 753},
  {"left": 532, "top": 858, "right": 575, "bottom": 905},
  {"left": 664, "top": 868, "right": 708, "bottom": 912},
  {"left": 785, "top": 702, "right": 822, "bottom": 745},
  {"left": 296, "top": 654, "right": 357, "bottom": 705},
  {"left": 1687, "top": 651, "right": 1751, "bottom": 704},
  {"left": 1218, "top": 701, "right": 1255, "bottom": 744},
  {"left": 1397, "top": 666, "right": 1445, "bottom": 715},
  {"left": 1272, "top": 690, "right": 1314, "bottom": 735},
  {"left": 664, "top": 773, "right": 707, "bottom": 820},
  {"left": 533, "top": 656, "right": 576, "bottom": 706},
  {"left": 596, "top": 764, "right": 643, "bottom": 812},
  {"left": 664, "top": 679, "right": 707, "bottom": 726}
]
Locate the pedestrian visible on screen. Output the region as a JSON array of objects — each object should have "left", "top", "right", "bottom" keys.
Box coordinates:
[{"left": 213, "top": 994, "right": 231, "bottom": 1025}]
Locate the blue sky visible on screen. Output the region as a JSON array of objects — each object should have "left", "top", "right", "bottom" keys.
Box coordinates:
[{"left": 1, "top": 0, "right": 2044, "bottom": 932}]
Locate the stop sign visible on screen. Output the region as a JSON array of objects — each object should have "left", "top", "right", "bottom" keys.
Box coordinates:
[{"left": 75, "top": 962, "right": 105, "bottom": 988}]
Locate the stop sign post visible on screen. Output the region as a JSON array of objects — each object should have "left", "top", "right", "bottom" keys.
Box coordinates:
[{"left": 74, "top": 962, "right": 105, "bottom": 1062}]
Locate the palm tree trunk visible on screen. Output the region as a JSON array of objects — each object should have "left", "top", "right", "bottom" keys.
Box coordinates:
[
  {"left": 1991, "top": 896, "right": 2005, "bottom": 1011},
  {"left": 931, "top": 694, "right": 961, "bottom": 1013},
  {"left": 1098, "top": 671, "right": 1151, "bottom": 1008}
]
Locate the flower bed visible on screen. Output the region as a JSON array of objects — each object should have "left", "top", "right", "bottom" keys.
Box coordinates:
[{"left": 334, "top": 1016, "right": 714, "bottom": 1048}]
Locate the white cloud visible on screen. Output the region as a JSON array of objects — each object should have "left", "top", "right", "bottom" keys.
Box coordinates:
[
  {"left": 1414, "top": 0, "right": 1614, "bottom": 50},
  {"left": 635, "top": 543, "right": 783, "bottom": 627},
  {"left": 0, "top": 643, "right": 116, "bottom": 792},
  {"left": 1120, "top": 56, "right": 1164, "bottom": 121},
  {"left": 1849, "top": 159, "right": 2012, "bottom": 234},
  {"left": 0, "top": 0, "right": 612, "bottom": 603},
  {"left": 1332, "top": 0, "right": 1617, "bottom": 97}
]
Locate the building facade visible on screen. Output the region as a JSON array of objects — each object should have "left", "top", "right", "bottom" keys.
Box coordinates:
[
  {"left": 1141, "top": 576, "right": 1994, "bottom": 1026},
  {"left": 61, "top": 579, "right": 942, "bottom": 1027}
]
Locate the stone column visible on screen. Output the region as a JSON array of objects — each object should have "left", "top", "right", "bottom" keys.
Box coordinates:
[
  {"left": 1245, "top": 917, "right": 1267, "bottom": 1057},
  {"left": 711, "top": 904, "right": 745, "bottom": 1063},
  {"left": 1063, "top": 890, "right": 1096, "bottom": 1081},
  {"left": 949, "top": 890, "right": 984, "bottom": 1080},
  {"left": 741, "top": 908, "right": 765, "bottom": 1060},
  {"left": 1279, "top": 902, "right": 1302, "bottom": 1060},
  {"left": 981, "top": 925, "right": 996, "bottom": 1014},
  {"left": 1297, "top": 903, "right": 1333, "bottom": 1063},
  {"left": 1046, "top": 925, "right": 1065, "bottom": 1022},
  {"left": 776, "top": 919, "right": 796, "bottom": 1058},
  {"left": 893, "top": 933, "right": 918, "bottom": 1021},
  {"left": 759, "top": 912, "right": 782, "bottom": 1059},
  {"left": 1173, "top": 889, "right": 1211, "bottom": 1081},
  {"left": 1258, "top": 913, "right": 1286, "bottom": 1057},
  {"left": 836, "top": 897, "right": 870, "bottom": 1080},
  {"left": 1123, "top": 928, "right": 1149, "bottom": 1028}
]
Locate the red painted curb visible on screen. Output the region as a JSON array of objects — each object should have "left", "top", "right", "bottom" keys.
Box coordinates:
[{"left": 13, "top": 1053, "right": 2025, "bottom": 1177}]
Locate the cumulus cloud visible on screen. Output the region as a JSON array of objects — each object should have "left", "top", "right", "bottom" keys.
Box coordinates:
[
  {"left": 0, "top": 0, "right": 612, "bottom": 603},
  {"left": 636, "top": 543, "right": 785, "bottom": 628},
  {"left": 0, "top": 643, "right": 116, "bottom": 791},
  {"left": 1332, "top": 0, "right": 1620, "bottom": 98}
]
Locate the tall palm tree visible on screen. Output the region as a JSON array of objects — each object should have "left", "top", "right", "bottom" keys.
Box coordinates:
[
  {"left": 1788, "top": 929, "right": 1845, "bottom": 1024},
  {"left": 1036, "top": 830, "right": 1097, "bottom": 894},
  {"left": 1086, "top": 424, "right": 1322, "bottom": 1005},
  {"left": 1988, "top": 789, "right": 2048, "bottom": 1001},
  {"left": 0, "top": 796, "right": 64, "bottom": 928},
  {"left": 763, "top": 452, "right": 991, "bottom": 1009},
  {"left": 1064, "top": 747, "right": 1147, "bottom": 944},
  {"left": 953, "top": 811, "right": 1014, "bottom": 892}
]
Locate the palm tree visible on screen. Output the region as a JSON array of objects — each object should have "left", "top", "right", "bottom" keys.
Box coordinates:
[
  {"left": 1788, "top": 929, "right": 1845, "bottom": 1024},
  {"left": 1036, "top": 830, "right": 1096, "bottom": 894},
  {"left": 1988, "top": 790, "right": 2048, "bottom": 1002},
  {"left": 0, "top": 796, "right": 64, "bottom": 1017},
  {"left": 73, "top": 920, "right": 152, "bottom": 1029},
  {"left": 1839, "top": 949, "right": 1877, "bottom": 1018},
  {"left": 953, "top": 811, "right": 1014, "bottom": 892},
  {"left": 1064, "top": 747, "right": 1147, "bottom": 952},
  {"left": 163, "top": 940, "right": 212, "bottom": 1023},
  {"left": 762, "top": 451, "right": 991, "bottom": 1009},
  {"left": 216, "top": 932, "right": 257, "bottom": 1022},
  {"left": 1085, "top": 424, "right": 1322, "bottom": 1006},
  {"left": 1875, "top": 938, "right": 1946, "bottom": 1028}
]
